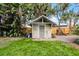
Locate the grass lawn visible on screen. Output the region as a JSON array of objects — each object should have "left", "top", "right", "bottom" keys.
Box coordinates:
[{"left": 0, "top": 38, "right": 79, "bottom": 56}]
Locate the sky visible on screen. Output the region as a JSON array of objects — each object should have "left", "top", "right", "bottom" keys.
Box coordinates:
[
  {"left": 51, "top": 3, "right": 79, "bottom": 13},
  {"left": 49, "top": 3, "right": 79, "bottom": 25}
]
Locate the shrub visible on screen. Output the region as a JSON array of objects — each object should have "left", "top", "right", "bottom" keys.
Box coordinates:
[
  {"left": 74, "top": 38, "right": 79, "bottom": 44},
  {"left": 72, "top": 25, "right": 79, "bottom": 35}
]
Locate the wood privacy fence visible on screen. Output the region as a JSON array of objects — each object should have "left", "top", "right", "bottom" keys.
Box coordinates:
[
  {"left": 51, "top": 27, "right": 70, "bottom": 35},
  {"left": 21, "top": 27, "right": 70, "bottom": 35}
]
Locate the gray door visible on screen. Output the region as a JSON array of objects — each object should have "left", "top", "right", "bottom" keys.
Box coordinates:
[{"left": 39, "top": 25, "right": 45, "bottom": 38}]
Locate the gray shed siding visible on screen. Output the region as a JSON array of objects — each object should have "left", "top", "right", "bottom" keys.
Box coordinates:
[
  {"left": 32, "top": 23, "right": 51, "bottom": 38},
  {"left": 31, "top": 15, "right": 54, "bottom": 39}
]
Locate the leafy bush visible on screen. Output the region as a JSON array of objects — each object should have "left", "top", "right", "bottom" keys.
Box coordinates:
[
  {"left": 74, "top": 38, "right": 79, "bottom": 44},
  {"left": 72, "top": 25, "right": 79, "bottom": 35}
]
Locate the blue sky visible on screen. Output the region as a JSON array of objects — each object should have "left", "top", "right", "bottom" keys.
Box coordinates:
[
  {"left": 51, "top": 3, "right": 79, "bottom": 13},
  {"left": 49, "top": 3, "right": 79, "bottom": 25},
  {"left": 68, "top": 4, "right": 79, "bottom": 13}
]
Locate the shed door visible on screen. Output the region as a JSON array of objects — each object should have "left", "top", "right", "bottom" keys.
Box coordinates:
[{"left": 39, "top": 25, "right": 45, "bottom": 38}]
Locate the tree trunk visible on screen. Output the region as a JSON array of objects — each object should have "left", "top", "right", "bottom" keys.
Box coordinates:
[
  {"left": 57, "top": 14, "right": 63, "bottom": 35},
  {"left": 69, "top": 19, "right": 72, "bottom": 33},
  {"left": 58, "top": 19, "right": 63, "bottom": 35},
  {"left": 73, "top": 19, "right": 77, "bottom": 27}
]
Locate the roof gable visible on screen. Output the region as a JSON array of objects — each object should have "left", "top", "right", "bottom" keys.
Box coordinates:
[{"left": 30, "top": 15, "right": 56, "bottom": 25}]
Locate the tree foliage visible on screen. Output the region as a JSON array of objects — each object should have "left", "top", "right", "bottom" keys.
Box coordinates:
[
  {"left": 72, "top": 25, "right": 79, "bottom": 35},
  {"left": 0, "top": 3, "right": 53, "bottom": 37}
]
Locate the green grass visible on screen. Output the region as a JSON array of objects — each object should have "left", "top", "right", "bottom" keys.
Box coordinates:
[{"left": 0, "top": 38, "right": 79, "bottom": 56}]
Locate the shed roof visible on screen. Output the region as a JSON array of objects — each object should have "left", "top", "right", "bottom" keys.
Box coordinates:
[{"left": 30, "top": 15, "right": 57, "bottom": 25}]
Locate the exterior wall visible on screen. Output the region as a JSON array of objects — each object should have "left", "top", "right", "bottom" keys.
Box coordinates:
[
  {"left": 32, "top": 24, "right": 39, "bottom": 38},
  {"left": 39, "top": 24, "right": 45, "bottom": 38},
  {"left": 32, "top": 23, "right": 52, "bottom": 38},
  {"left": 45, "top": 25, "right": 51, "bottom": 38}
]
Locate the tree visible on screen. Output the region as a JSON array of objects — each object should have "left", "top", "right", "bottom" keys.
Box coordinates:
[
  {"left": 0, "top": 3, "right": 20, "bottom": 36},
  {"left": 72, "top": 25, "right": 79, "bottom": 35},
  {"left": 0, "top": 3, "right": 66, "bottom": 36},
  {"left": 53, "top": 3, "right": 69, "bottom": 35}
]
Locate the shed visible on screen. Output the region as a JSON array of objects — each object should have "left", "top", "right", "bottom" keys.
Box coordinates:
[{"left": 30, "top": 15, "right": 56, "bottom": 39}]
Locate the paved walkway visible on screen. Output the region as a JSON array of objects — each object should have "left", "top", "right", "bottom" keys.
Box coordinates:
[
  {"left": 0, "top": 37, "right": 23, "bottom": 48},
  {"left": 33, "top": 35, "right": 79, "bottom": 49},
  {"left": 33, "top": 35, "right": 79, "bottom": 42},
  {"left": 56, "top": 35, "right": 79, "bottom": 43},
  {"left": 0, "top": 36, "right": 79, "bottom": 43},
  {"left": 56, "top": 35, "right": 79, "bottom": 49}
]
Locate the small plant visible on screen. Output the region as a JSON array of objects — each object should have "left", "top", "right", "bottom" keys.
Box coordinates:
[
  {"left": 74, "top": 38, "right": 79, "bottom": 45},
  {"left": 72, "top": 25, "right": 79, "bottom": 35}
]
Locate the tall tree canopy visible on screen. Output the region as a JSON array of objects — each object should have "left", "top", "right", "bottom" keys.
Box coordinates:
[
  {"left": 0, "top": 3, "right": 79, "bottom": 36},
  {"left": 0, "top": 3, "right": 53, "bottom": 37}
]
